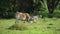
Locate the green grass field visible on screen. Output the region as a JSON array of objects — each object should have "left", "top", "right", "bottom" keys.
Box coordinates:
[{"left": 0, "top": 18, "right": 60, "bottom": 34}]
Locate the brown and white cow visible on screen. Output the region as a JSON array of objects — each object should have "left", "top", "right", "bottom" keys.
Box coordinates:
[{"left": 15, "top": 12, "right": 35, "bottom": 23}]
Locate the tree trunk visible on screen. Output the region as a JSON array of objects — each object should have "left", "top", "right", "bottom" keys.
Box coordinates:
[
  {"left": 47, "top": 0, "right": 60, "bottom": 18},
  {"left": 13, "top": 0, "right": 16, "bottom": 12}
]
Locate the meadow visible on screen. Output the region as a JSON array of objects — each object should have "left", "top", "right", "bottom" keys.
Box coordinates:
[{"left": 0, "top": 18, "right": 60, "bottom": 34}]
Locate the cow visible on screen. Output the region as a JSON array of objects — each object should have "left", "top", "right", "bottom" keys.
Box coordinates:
[{"left": 15, "top": 12, "right": 35, "bottom": 24}]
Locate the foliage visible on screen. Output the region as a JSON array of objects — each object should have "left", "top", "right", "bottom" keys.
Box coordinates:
[{"left": 0, "top": 0, "right": 60, "bottom": 18}]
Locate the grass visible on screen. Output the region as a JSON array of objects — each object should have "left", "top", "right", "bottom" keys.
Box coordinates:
[{"left": 0, "top": 18, "right": 60, "bottom": 34}]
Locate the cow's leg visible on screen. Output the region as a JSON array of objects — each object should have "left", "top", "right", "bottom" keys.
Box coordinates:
[
  {"left": 29, "top": 18, "right": 36, "bottom": 23},
  {"left": 15, "top": 19, "right": 19, "bottom": 24},
  {"left": 15, "top": 13, "right": 20, "bottom": 24}
]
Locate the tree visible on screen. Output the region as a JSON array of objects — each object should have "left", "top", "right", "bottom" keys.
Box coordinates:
[{"left": 47, "top": 0, "right": 60, "bottom": 18}]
